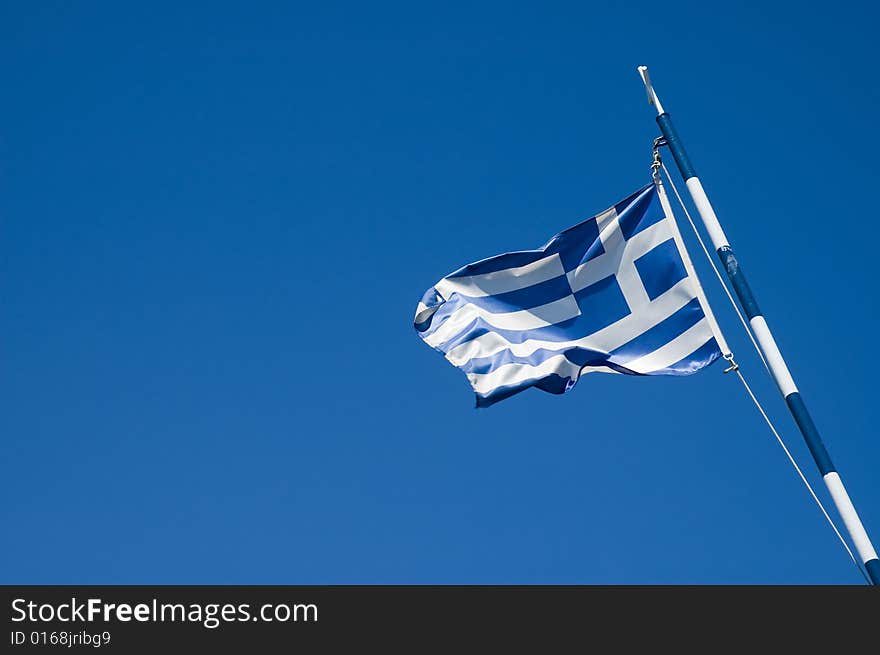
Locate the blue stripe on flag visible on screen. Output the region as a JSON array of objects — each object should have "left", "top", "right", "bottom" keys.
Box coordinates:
[
  {"left": 660, "top": 336, "right": 721, "bottom": 376},
  {"left": 608, "top": 298, "right": 704, "bottom": 361},
  {"left": 454, "top": 274, "right": 573, "bottom": 315},
  {"left": 460, "top": 345, "right": 606, "bottom": 376},
  {"left": 476, "top": 373, "right": 574, "bottom": 408},
  {"left": 446, "top": 250, "right": 551, "bottom": 279}
]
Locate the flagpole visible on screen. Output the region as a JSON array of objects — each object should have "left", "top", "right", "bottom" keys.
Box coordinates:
[{"left": 636, "top": 66, "right": 880, "bottom": 584}]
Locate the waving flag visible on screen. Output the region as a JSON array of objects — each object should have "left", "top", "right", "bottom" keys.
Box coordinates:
[{"left": 414, "top": 183, "right": 721, "bottom": 406}]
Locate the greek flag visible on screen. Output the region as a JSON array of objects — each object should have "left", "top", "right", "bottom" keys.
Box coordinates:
[{"left": 414, "top": 183, "right": 721, "bottom": 406}]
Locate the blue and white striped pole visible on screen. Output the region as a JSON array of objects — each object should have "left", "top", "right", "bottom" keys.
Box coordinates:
[{"left": 637, "top": 66, "right": 880, "bottom": 584}]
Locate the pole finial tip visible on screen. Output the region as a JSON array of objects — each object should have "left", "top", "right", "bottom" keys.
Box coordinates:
[{"left": 636, "top": 65, "right": 664, "bottom": 114}]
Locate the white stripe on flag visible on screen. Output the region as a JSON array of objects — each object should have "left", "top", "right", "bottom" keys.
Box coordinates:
[
  {"left": 467, "top": 354, "right": 582, "bottom": 396},
  {"left": 434, "top": 253, "right": 565, "bottom": 299},
  {"left": 618, "top": 317, "right": 713, "bottom": 373},
  {"left": 423, "top": 293, "right": 581, "bottom": 348},
  {"left": 580, "top": 365, "right": 621, "bottom": 375}
]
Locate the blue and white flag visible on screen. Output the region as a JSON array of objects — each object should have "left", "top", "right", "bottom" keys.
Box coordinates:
[{"left": 414, "top": 183, "right": 722, "bottom": 406}]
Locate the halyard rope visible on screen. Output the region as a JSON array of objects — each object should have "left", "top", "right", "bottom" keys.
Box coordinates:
[{"left": 658, "top": 157, "right": 870, "bottom": 583}]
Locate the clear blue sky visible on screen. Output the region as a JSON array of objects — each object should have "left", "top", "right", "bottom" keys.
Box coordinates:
[{"left": 3, "top": 1, "right": 878, "bottom": 584}]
